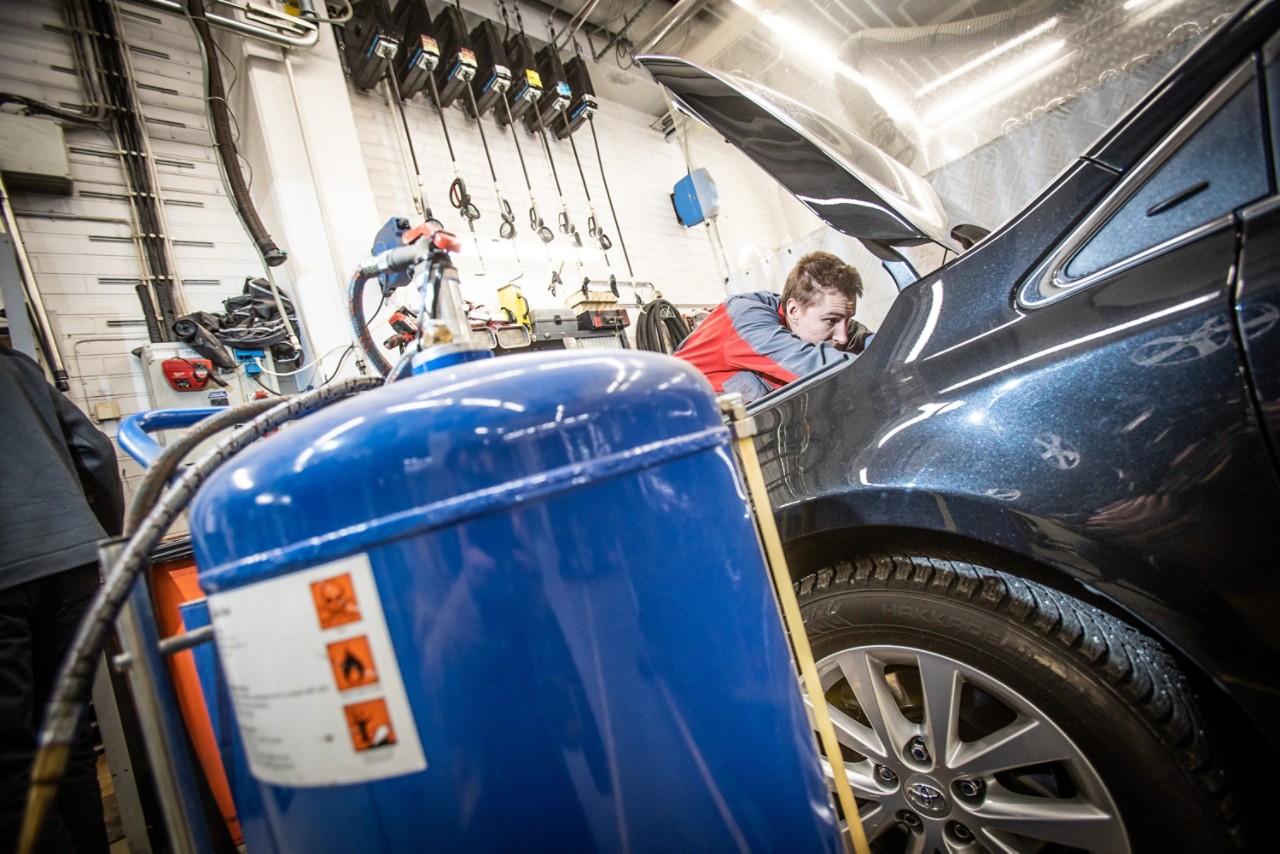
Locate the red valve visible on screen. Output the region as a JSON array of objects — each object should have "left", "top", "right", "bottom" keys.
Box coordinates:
[
  {"left": 401, "top": 220, "right": 462, "bottom": 254},
  {"left": 432, "top": 231, "right": 463, "bottom": 253}
]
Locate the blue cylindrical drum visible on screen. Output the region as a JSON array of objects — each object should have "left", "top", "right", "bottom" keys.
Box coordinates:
[{"left": 190, "top": 351, "right": 840, "bottom": 852}]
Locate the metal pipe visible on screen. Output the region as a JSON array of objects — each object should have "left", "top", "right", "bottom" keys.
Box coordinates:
[
  {"left": 557, "top": 0, "right": 604, "bottom": 50},
  {"left": 110, "top": 0, "right": 190, "bottom": 324},
  {"left": 111, "top": 540, "right": 215, "bottom": 854},
  {"left": 0, "top": 174, "right": 70, "bottom": 390},
  {"left": 131, "top": 0, "right": 319, "bottom": 49},
  {"left": 112, "top": 625, "right": 216, "bottom": 669},
  {"left": 634, "top": 0, "right": 712, "bottom": 55}
]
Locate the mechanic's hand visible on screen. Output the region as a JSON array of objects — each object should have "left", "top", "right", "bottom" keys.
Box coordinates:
[{"left": 842, "top": 319, "right": 874, "bottom": 354}]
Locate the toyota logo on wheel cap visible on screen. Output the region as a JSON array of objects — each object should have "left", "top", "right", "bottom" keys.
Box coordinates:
[{"left": 905, "top": 781, "right": 950, "bottom": 817}]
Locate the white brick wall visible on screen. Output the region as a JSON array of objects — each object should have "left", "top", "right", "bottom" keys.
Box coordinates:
[
  {"left": 0, "top": 0, "right": 272, "bottom": 506},
  {"left": 347, "top": 68, "right": 732, "bottom": 318},
  {"left": 1, "top": 0, "right": 896, "bottom": 515}
]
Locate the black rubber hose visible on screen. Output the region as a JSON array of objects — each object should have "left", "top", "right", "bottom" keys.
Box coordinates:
[
  {"left": 187, "top": 0, "right": 286, "bottom": 266},
  {"left": 124, "top": 398, "right": 280, "bottom": 536},
  {"left": 348, "top": 272, "right": 394, "bottom": 377},
  {"left": 19, "top": 377, "right": 381, "bottom": 854},
  {"left": 636, "top": 298, "right": 690, "bottom": 354}
]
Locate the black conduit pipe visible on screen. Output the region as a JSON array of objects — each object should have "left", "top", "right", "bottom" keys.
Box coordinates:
[{"left": 187, "top": 0, "right": 287, "bottom": 266}]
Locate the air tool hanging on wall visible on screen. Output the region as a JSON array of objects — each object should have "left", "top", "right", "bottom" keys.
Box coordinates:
[
  {"left": 491, "top": 21, "right": 557, "bottom": 256},
  {"left": 524, "top": 40, "right": 587, "bottom": 278},
  {"left": 556, "top": 56, "right": 615, "bottom": 272},
  {"left": 499, "top": 22, "right": 542, "bottom": 129},
  {"left": 572, "top": 53, "right": 635, "bottom": 278},
  {"left": 382, "top": 0, "right": 442, "bottom": 229},
  {"left": 419, "top": 5, "right": 487, "bottom": 268},
  {"left": 462, "top": 18, "right": 521, "bottom": 242}
]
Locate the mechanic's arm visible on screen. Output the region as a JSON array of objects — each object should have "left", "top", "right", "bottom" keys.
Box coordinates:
[
  {"left": 54, "top": 389, "right": 124, "bottom": 537},
  {"left": 725, "top": 296, "right": 852, "bottom": 387},
  {"left": 843, "top": 319, "right": 874, "bottom": 355}
]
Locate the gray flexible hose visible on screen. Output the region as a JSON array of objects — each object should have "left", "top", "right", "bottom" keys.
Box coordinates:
[
  {"left": 124, "top": 398, "right": 280, "bottom": 536},
  {"left": 20, "top": 376, "right": 381, "bottom": 854}
]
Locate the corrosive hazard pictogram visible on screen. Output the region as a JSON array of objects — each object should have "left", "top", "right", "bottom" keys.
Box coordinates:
[
  {"left": 327, "top": 636, "right": 379, "bottom": 691},
  {"left": 311, "top": 573, "right": 361, "bottom": 630},
  {"left": 344, "top": 698, "right": 397, "bottom": 752}
]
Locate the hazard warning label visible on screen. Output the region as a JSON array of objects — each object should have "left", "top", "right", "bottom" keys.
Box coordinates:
[
  {"left": 311, "top": 572, "right": 361, "bottom": 629},
  {"left": 327, "top": 636, "right": 379, "bottom": 691},
  {"left": 344, "top": 698, "right": 397, "bottom": 751},
  {"left": 206, "top": 553, "right": 426, "bottom": 787}
]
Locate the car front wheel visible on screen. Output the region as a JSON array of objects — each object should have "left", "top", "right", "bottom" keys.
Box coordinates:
[{"left": 796, "top": 554, "right": 1244, "bottom": 853}]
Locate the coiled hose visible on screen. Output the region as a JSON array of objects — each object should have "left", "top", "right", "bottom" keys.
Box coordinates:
[
  {"left": 19, "top": 378, "right": 381, "bottom": 853},
  {"left": 635, "top": 298, "right": 691, "bottom": 354},
  {"left": 349, "top": 272, "right": 394, "bottom": 377}
]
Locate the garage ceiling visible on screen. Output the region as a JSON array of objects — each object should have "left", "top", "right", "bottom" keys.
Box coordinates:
[{"left": 553, "top": 0, "right": 1238, "bottom": 172}]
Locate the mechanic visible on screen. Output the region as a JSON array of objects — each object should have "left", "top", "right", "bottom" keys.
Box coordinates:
[
  {"left": 1, "top": 343, "right": 119, "bottom": 854},
  {"left": 675, "top": 251, "right": 870, "bottom": 402}
]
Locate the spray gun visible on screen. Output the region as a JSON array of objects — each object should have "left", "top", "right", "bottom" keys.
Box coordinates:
[{"left": 351, "top": 218, "right": 491, "bottom": 379}]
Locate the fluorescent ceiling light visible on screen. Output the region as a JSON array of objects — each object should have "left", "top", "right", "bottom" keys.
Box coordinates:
[
  {"left": 754, "top": 11, "right": 918, "bottom": 125},
  {"left": 924, "top": 38, "right": 1067, "bottom": 126},
  {"left": 916, "top": 17, "right": 1060, "bottom": 96}
]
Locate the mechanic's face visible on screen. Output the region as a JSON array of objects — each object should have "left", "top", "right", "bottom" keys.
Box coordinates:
[{"left": 786, "top": 289, "right": 856, "bottom": 346}]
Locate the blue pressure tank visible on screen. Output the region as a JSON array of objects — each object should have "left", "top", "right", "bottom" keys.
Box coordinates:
[{"left": 188, "top": 350, "right": 840, "bottom": 853}]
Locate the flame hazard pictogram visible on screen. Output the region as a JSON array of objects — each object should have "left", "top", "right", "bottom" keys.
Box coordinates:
[
  {"left": 310, "top": 573, "right": 361, "bottom": 630},
  {"left": 344, "top": 698, "right": 397, "bottom": 752},
  {"left": 327, "top": 636, "right": 378, "bottom": 691}
]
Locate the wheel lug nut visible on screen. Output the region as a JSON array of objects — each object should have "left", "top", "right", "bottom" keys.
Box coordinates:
[
  {"left": 906, "top": 736, "right": 930, "bottom": 764},
  {"left": 948, "top": 821, "right": 973, "bottom": 842},
  {"left": 955, "top": 778, "right": 984, "bottom": 799},
  {"left": 898, "top": 810, "right": 922, "bottom": 829},
  {"left": 875, "top": 764, "right": 897, "bottom": 784}
]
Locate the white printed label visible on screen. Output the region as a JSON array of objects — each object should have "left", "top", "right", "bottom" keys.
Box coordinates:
[{"left": 206, "top": 553, "right": 426, "bottom": 786}]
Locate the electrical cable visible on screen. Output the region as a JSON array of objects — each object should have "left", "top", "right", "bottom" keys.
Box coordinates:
[
  {"left": 560, "top": 109, "right": 614, "bottom": 267},
  {"left": 500, "top": 95, "right": 554, "bottom": 245},
  {"left": 250, "top": 373, "right": 283, "bottom": 397},
  {"left": 422, "top": 67, "right": 486, "bottom": 271},
  {"left": 255, "top": 343, "right": 351, "bottom": 377},
  {"left": 635, "top": 297, "right": 690, "bottom": 354},
  {"left": 320, "top": 345, "right": 355, "bottom": 386},
  {"left": 530, "top": 106, "right": 582, "bottom": 254},
  {"left": 19, "top": 378, "right": 382, "bottom": 854},
  {"left": 587, "top": 114, "right": 635, "bottom": 277},
  {"left": 384, "top": 70, "right": 442, "bottom": 228},
  {"left": 461, "top": 84, "right": 520, "bottom": 243}
]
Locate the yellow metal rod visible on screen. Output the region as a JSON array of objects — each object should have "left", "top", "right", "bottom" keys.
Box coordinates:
[{"left": 724, "top": 396, "right": 871, "bottom": 854}]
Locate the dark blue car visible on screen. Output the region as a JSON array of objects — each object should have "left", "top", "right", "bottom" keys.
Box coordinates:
[{"left": 643, "top": 1, "right": 1280, "bottom": 850}]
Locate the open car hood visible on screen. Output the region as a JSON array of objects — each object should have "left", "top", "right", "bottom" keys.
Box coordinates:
[{"left": 638, "top": 55, "right": 959, "bottom": 253}]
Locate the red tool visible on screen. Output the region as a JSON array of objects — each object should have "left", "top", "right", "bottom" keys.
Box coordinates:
[
  {"left": 382, "top": 306, "right": 420, "bottom": 350},
  {"left": 161, "top": 358, "right": 214, "bottom": 391}
]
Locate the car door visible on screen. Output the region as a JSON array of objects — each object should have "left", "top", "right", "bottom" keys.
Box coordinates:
[
  {"left": 1236, "top": 33, "right": 1280, "bottom": 461},
  {"left": 1009, "top": 57, "right": 1280, "bottom": 676}
]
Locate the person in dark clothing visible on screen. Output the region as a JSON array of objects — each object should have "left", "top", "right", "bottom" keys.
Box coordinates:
[
  {"left": 674, "top": 251, "right": 871, "bottom": 402},
  {"left": 1, "top": 343, "right": 120, "bottom": 853}
]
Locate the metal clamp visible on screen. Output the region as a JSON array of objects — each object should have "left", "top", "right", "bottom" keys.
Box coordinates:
[{"left": 717, "top": 393, "right": 757, "bottom": 440}]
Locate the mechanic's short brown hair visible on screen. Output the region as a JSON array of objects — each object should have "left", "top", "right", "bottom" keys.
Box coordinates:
[{"left": 781, "top": 251, "right": 863, "bottom": 308}]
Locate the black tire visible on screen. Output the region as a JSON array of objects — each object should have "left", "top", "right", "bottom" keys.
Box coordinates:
[{"left": 796, "top": 554, "right": 1246, "bottom": 853}]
